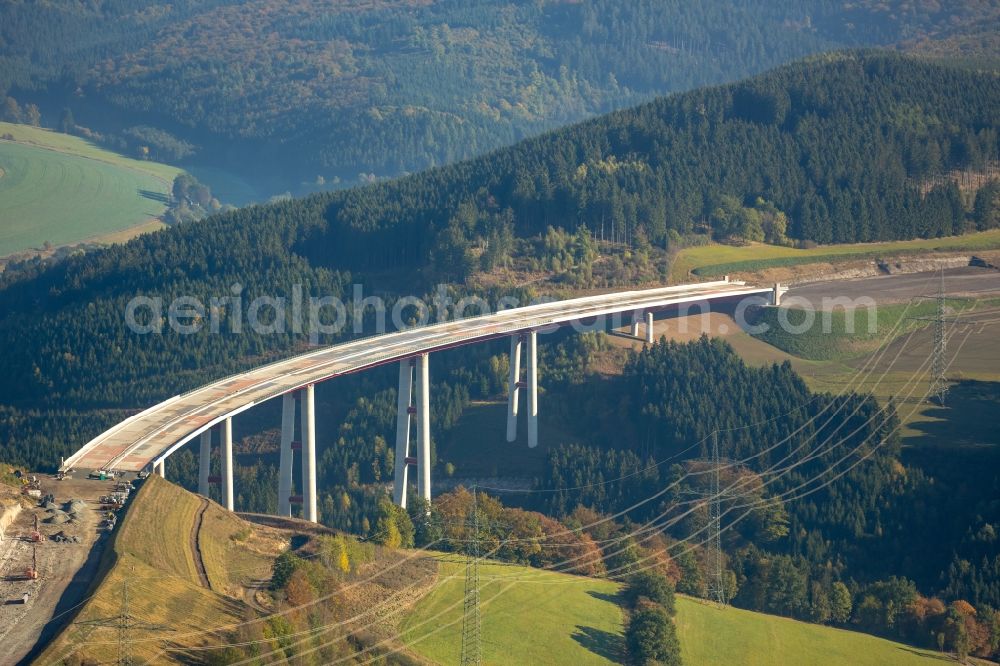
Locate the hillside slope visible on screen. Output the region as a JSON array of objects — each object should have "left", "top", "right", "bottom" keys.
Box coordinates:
[
  {"left": 0, "top": 122, "right": 181, "bottom": 256},
  {"left": 402, "top": 556, "right": 625, "bottom": 665},
  {"left": 401, "top": 556, "right": 951, "bottom": 666},
  {"left": 0, "top": 52, "right": 998, "bottom": 471},
  {"left": 674, "top": 596, "right": 951, "bottom": 666},
  {"left": 2, "top": 1, "right": 997, "bottom": 192},
  {"left": 36, "top": 475, "right": 280, "bottom": 665}
]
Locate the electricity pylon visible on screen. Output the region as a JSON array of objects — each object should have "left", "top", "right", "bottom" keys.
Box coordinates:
[
  {"left": 706, "top": 431, "right": 725, "bottom": 605},
  {"left": 679, "top": 431, "right": 754, "bottom": 607},
  {"left": 75, "top": 575, "right": 171, "bottom": 666},
  {"left": 930, "top": 270, "right": 949, "bottom": 405},
  {"left": 910, "top": 269, "right": 959, "bottom": 406},
  {"left": 460, "top": 489, "right": 482, "bottom": 666}
]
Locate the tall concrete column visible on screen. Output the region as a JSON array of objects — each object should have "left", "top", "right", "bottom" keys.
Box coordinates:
[
  {"left": 154, "top": 459, "right": 165, "bottom": 478},
  {"left": 772, "top": 282, "right": 782, "bottom": 306},
  {"left": 278, "top": 392, "right": 296, "bottom": 517},
  {"left": 198, "top": 431, "right": 211, "bottom": 496},
  {"left": 645, "top": 312, "right": 655, "bottom": 344},
  {"left": 417, "top": 354, "right": 431, "bottom": 505},
  {"left": 527, "top": 330, "right": 538, "bottom": 449},
  {"left": 506, "top": 334, "right": 522, "bottom": 442},
  {"left": 221, "top": 417, "right": 234, "bottom": 511},
  {"left": 393, "top": 359, "right": 414, "bottom": 508},
  {"left": 630, "top": 317, "right": 640, "bottom": 338},
  {"left": 300, "top": 384, "right": 317, "bottom": 523}
]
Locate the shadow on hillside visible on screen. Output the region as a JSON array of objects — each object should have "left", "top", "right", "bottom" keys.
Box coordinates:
[
  {"left": 572, "top": 625, "right": 624, "bottom": 662},
  {"left": 587, "top": 589, "right": 622, "bottom": 605},
  {"left": 138, "top": 189, "right": 169, "bottom": 203},
  {"left": 905, "top": 380, "right": 1000, "bottom": 448}
]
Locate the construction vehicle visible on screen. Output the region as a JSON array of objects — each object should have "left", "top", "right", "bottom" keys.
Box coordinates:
[
  {"left": 20, "top": 546, "right": 39, "bottom": 580},
  {"left": 19, "top": 474, "right": 41, "bottom": 491},
  {"left": 28, "top": 515, "right": 41, "bottom": 543}
]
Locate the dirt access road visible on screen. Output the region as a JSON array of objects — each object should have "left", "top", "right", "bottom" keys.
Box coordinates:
[
  {"left": 191, "top": 497, "right": 211, "bottom": 589},
  {"left": 786, "top": 266, "right": 1000, "bottom": 308},
  {"left": 0, "top": 475, "right": 124, "bottom": 666}
]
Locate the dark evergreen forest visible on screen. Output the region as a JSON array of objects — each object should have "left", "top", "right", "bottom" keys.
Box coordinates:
[{"left": 2, "top": 1, "right": 997, "bottom": 191}]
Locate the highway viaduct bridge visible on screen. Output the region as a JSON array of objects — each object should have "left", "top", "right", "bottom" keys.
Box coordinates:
[{"left": 60, "top": 280, "right": 780, "bottom": 522}]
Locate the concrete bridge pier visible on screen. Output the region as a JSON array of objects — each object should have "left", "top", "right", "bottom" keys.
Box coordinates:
[
  {"left": 393, "top": 354, "right": 431, "bottom": 509},
  {"left": 393, "top": 359, "right": 415, "bottom": 508},
  {"left": 278, "top": 392, "right": 296, "bottom": 517},
  {"left": 645, "top": 312, "right": 655, "bottom": 344},
  {"left": 221, "top": 417, "right": 234, "bottom": 511},
  {"left": 300, "top": 384, "right": 317, "bottom": 523},
  {"left": 417, "top": 354, "right": 431, "bottom": 506},
  {"left": 505, "top": 331, "right": 539, "bottom": 448},
  {"left": 506, "top": 334, "right": 523, "bottom": 442},
  {"left": 527, "top": 330, "right": 538, "bottom": 449},
  {"left": 154, "top": 459, "right": 165, "bottom": 478},
  {"left": 198, "top": 431, "right": 211, "bottom": 496}
]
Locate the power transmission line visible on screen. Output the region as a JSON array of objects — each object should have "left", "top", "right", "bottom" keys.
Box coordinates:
[{"left": 75, "top": 573, "right": 172, "bottom": 666}]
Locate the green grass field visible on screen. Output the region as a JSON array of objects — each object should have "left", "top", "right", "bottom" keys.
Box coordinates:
[
  {"left": 401, "top": 556, "right": 951, "bottom": 665},
  {"left": 402, "top": 555, "right": 625, "bottom": 665},
  {"left": 671, "top": 231, "right": 1000, "bottom": 281},
  {"left": 0, "top": 121, "right": 182, "bottom": 256},
  {"left": 675, "top": 596, "right": 947, "bottom": 666},
  {"left": 751, "top": 299, "right": 983, "bottom": 362}
]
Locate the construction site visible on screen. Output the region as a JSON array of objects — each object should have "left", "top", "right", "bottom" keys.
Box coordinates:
[{"left": 0, "top": 468, "right": 129, "bottom": 665}]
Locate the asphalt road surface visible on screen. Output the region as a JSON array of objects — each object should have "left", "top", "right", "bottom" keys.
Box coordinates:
[{"left": 787, "top": 267, "right": 1000, "bottom": 308}]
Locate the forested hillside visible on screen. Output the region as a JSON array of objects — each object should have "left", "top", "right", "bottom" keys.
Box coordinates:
[
  {"left": 530, "top": 337, "right": 1000, "bottom": 660},
  {"left": 2, "top": 1, "right": 997, "bottom": 193},
  {"left": 311, "top": 51, "right": 1000, "bottom": 269},
  {"left": 0, "top": 47, "right": 998, "bottom": 659},
  {"left": 0, "top": 52, "right": 998, "bottom": 465}
]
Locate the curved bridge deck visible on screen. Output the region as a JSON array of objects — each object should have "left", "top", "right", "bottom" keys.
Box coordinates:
[{"left": 62, "top": 281, "right": 772, "bottom": 473}]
